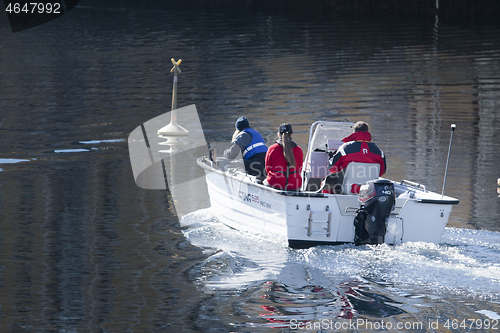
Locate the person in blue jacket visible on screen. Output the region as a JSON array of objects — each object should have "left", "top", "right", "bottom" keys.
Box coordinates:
[{"left": 224, "top": 116, "right": 268, "bottom": 180}]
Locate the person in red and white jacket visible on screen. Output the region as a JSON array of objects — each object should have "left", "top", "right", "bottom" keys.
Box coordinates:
[
  {"left": 265, "top": 123, "right": 304, "bottom": 190},
  {"left": 328, "top": 121, "right": 386, "bottom": 177}
]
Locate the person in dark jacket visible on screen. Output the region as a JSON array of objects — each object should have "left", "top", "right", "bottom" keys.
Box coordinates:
[
  {"left": 265, "top": 123, "right": 304, "bottom": 190},
  {"left": 224, "top": 116, "right": 267, "bottom": 179},
  {"left": 328, "top": 121, "right": 386, "bottom": 178}
]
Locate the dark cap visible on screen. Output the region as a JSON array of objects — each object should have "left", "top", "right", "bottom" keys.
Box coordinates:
[
  {"left": 279, "top": 123, "right": 293, "bottom": 134},
  {"left": 235, "top": 116, "right": 250, "bottom": 131}
]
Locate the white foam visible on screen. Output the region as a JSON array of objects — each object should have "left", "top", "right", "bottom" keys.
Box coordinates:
[
  {"left": 79, "top": 139, "right": 125, "bottom": 144},
  {"left": 181, "top": 208, "right": 287, "bottom": 290},
  {"left": 181, "top": 213, "right": 500, "bottom": 299},
  {"left": 0, "top": 158, "right": 30, "bottom": 164},
  {"left": 476, "top": 310, "right": 500, "bottom": 319},
  {"left": 292, "top": 232, "right": 500, "bottom": 298},
  {"left": 54, "top": 149, "right": 89, "bottom": 153}
]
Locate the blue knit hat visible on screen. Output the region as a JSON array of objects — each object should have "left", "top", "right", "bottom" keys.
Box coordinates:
[{"left": 235, "top": 116, "right": 250, "bottom": 131}]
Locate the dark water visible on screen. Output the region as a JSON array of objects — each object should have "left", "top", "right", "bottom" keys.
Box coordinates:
[{"left": 1, "top": 1, "right": 500, "bottom": 331}]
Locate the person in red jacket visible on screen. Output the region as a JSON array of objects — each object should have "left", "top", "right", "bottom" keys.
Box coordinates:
[
  {"left": 328, "top": 121, "right": 386, "bottom": 191},
  {"left": 265, "top": 123, "right": 304, "bottom": 190}
]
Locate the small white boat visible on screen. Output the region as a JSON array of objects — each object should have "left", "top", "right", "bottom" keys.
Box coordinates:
[{"left": 197, "top": 121, "right": 459, "bottom": 248}]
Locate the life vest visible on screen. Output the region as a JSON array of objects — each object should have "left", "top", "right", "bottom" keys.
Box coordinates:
[
  {"left": 329, "top": 131, "right": 386, "bottom": 176},
  {"left": 241, "top": 128, "right": 267, "bottom": 160}
]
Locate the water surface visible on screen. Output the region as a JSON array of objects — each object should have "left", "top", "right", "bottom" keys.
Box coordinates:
[{"left": 0, "top": 1, "right": 499, "bottom": 331}]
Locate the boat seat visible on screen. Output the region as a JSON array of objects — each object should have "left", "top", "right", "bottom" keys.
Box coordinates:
[
  {"left": 341, "top": 162, "right": 380, "bottom": 194},
  {"left": 320, "top": 162, "right": 380, "bottom": 194},
  {"left": 309, "top": 151, "right": 329, "bottom": 178},
  {"left": 305, "top": 151, "right": 330, "bottom": 191}
]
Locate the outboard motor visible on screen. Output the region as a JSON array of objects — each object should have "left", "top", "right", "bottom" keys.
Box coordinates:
[{"left": 354, "top": 179, "right": 395, "bottom": 245}]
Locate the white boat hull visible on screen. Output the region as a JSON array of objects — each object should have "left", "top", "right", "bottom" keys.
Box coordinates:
[{"left": 198, "top": 157, "right": 458, "bottom": 248}]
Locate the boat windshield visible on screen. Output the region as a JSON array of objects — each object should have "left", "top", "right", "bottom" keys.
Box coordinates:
[{"left": 308, "top": 122, "right": 354, "bottom": 153}]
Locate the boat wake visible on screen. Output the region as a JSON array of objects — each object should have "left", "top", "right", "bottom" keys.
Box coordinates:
[
  {"left": 183, "top": 208, "right": 500, "bottom": 298},
  {"left": 181, "top": 209, "right": 500, "bottom": 329},
  {"left": 182, "top": 209, "right": 288, "bottom": 291}
]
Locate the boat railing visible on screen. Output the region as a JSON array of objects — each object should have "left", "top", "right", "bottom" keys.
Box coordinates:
[
  {"left": 303, "top": 121, "right": 325, "bottom": 180},
  {"left": 302, "top": 121, "right": 355, "bottom": 192},
  {"left": 400, "top": 179, "right": 427, "bottom": 192}
]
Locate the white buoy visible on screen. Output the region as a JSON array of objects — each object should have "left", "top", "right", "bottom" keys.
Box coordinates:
[
  {"left": 158, "top": 58, "right": 189, "bottom": 137},
  {"left": 158, "top": 135, "right": 188, "bottom": 154}
]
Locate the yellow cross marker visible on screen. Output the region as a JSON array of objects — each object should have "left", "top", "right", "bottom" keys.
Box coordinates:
[
  {"left": 157, "top": 58, "right": 189, "bottom": 136},
  {"left": 171, "top": 58, "right": 182, "bottom": 74}
]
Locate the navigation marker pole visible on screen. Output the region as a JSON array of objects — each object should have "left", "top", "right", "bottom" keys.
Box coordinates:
[
  {"left": 441, "top": 124, "right": 456, "bottom": 198},
  {"left": 158, "top": 58, "right": 189, "bottom": 136}
]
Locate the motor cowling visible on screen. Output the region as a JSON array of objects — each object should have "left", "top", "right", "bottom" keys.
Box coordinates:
[{"left": 354, "top": 179, "right": 395, "bottom": 245}]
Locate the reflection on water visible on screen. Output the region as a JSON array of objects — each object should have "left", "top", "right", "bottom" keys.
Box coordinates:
[
  {"left": 0, "top": 0, "right": 500, "bottom": 331},
  {"left": 183, "top": 210, "right": 500, "bottom": 332},
  {"left": 184, "top": 209, "right": 500, "bottom": 331}
]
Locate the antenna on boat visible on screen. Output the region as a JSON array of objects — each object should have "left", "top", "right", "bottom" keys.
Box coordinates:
[
  {"left": 441, "top": 123, "right": 456, "bottom": 198},
  {"left": 157, "top": 58, "right": 189, "bottom": 137}
]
